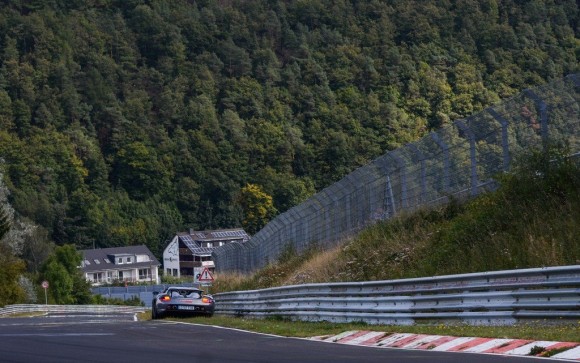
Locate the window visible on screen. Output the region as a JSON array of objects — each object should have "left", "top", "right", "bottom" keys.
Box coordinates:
[
  {"left": 104, "top": 258, "right": 111, "bottom": 263},
  {"left": 92, "top": 272, "right": 103, "bottom": 282},
  {"left": 94, "top": 259, "right": 100, "bottom": 264},
  {"left": 186, "top": 291, "right": 201, "bottom": 299},
  {"left": 139, "top": 269, "right": 150, "bottom": 280},
  {"left": 117, "top": 257, "right": 123, "bottom": 264},
  {"left": 172, "top": 268, "right": 178, "bottom": 277},
  {"left": 126, "top": 257, "right": 131, "bottom": 263},
  {"left": 84, "top": 259, "right": 91, "bottom": 266}
]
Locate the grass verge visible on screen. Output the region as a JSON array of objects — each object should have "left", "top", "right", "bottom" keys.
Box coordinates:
[{"left": 138, "top": 312, "right": 580, "bottom": 343}]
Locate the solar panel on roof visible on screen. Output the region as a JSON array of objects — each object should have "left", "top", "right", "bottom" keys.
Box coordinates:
[
  {"left": 188, "top": 246, "right": 214, "bottom": 255},
  {"left": 180, "top": 235, "right": 195, "bottom": 243},
  {"left": 213, "top": 230, "right": 245, "bottom": 238},
  {"left": 181, "top": 239, "right": 198, "bottom": 250}
]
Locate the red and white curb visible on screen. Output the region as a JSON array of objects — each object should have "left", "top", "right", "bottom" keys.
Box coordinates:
[{"left": 311, "top": 330, "right": 580, "bottom": 360}]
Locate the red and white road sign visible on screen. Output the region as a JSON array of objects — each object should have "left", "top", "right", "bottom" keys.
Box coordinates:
[{"left": 198, "top": 267, "right": 214, "bottom": 282}]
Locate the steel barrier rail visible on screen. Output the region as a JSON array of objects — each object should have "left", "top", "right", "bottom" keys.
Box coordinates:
[
  {"left": 214, "top": 265, "right": 580, "bottom": 326},
  {"left": 0, "top": 304, "right": 147, "bottom": 317},
  {"left": 90, "top": 283, "right": 200, "bottom": 308}
]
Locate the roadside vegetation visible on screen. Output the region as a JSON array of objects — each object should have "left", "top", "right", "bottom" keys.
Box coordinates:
[{"left": 203, "top": 148, "right": 580, "bottom": 342}]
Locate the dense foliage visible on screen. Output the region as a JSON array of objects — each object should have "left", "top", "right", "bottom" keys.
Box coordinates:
[
  {"left": 0, "top": 0, "right": 577, "bottom": 272},
  {"left": 40, "top": 244, "right": 92, "bottom": 304}
]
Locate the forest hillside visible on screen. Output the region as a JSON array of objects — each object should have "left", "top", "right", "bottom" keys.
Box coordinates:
[{"left": 0, "top": 0, "right": 578, "bottom": 284}]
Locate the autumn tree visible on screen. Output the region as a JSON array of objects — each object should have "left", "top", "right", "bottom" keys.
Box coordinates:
[{"left": 237, "top": 184, "right": 277, "bottom": 235}]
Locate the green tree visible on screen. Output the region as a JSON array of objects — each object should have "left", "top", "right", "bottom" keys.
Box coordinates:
[
  {"left": 0, "top": 249, "right": 26, "bottom": 307},
  {"left": 40, "top": 244, "right": 91, "bottom": 304},
  {"left": 0, "top": 164, "right": 24, "bottom": 306},
  {"left": 112, "top": 141, "right": 172, "bottom": 200}
]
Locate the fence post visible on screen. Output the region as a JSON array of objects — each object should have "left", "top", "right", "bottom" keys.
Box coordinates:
[
  {"left": 523, "top": 89, "right": 549, "bottom": 147},
  {"left": 391, "top": 153, "right": 408, "bottom": 209},
  {"left": 325, "top": 207, "right": 331, "bottom": 243},
  {"left": 455, "top": 119, "right": 479, "bottom": 196},
  {"left": 385, "top": 176, "right": 396, "bottom": 217},
  {"left": 567, "top": 73, "right": 579, "bottom": 87},
  {"left": 345, "top": 193, "right": 352, "bottom": 231},
  {"left": 430, "top": 133, "right": 450, "bottom": 193},
  {"left": 486, "top": 108, "right": 511, "bottom": 172},
  {"left": 303, "top": 216, "right": 309, "bottom": 252},
  {"left": 408, "top": 143, "right": 427, "bottom": 203}
]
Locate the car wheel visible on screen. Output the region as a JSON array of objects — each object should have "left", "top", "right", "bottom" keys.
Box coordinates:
[{"left": 151, "top": 303, "right": 158, "bottom": 320}]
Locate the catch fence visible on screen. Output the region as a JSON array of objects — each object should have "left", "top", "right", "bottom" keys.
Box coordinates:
[{"left": 214, "top": 74, "right": 580, "bottom": 273}]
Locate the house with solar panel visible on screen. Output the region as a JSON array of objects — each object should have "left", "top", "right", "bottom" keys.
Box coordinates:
[{"left": 162, "top": 228, "right": 250, "bottom": 279}]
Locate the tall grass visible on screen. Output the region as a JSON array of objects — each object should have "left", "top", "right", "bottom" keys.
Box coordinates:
[{"left": 212, "top": 147, "right": 580, "bottom": 292}]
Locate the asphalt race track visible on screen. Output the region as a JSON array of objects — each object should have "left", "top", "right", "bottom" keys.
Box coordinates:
[{"left": 0, "top": 312, "right": 565, "bottom": 363}]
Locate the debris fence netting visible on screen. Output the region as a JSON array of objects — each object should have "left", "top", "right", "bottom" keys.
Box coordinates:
[{"left": 214, "top": 74, "right": 580, "bottom": 273}]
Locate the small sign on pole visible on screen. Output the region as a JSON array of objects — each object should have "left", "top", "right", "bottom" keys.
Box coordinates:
[
  {"left": 41, "top": 280, "right": 49, "bottom": 305},
  {"left": 198, "top": 267, "right": 214, "bottom": 282},
  {"left": 198, "top": 267, "right": 214, "bottom": 294}
]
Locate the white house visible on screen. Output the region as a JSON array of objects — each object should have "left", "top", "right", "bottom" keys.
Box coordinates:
[
  {"left": 80, "top": 245, "right": 161, "bottom": 286},
  {"left": 163, "top": 228, "right": 249, "bottom": 279}
]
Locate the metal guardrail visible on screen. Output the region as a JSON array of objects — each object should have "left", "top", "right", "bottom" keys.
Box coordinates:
[
  {"left": 91, "top": 283, "right": 201, "bottom": 308},
  {"left": 214, "top": 74, "right": 580, "bottom": 273},
  {"left": 0, "top": 304, "right": 147, "bottom": 317},
  {"left": 214, "top": 265, "right": 580, "bottom": 325}
]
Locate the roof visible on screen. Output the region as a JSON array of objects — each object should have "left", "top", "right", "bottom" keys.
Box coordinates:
[
  {"left": 177, "top": 228, "right": 249, "bottom": 256},
  {"left": 179, "top": 228, "right": 250, "bottom": 242},
  {"left": 80, "top": 245, "right": 160, "bottom": 273}
]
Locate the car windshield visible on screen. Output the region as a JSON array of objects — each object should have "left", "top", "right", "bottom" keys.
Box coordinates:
[{"left": 168, "top": 289, "right": 201, "bottom": 298}]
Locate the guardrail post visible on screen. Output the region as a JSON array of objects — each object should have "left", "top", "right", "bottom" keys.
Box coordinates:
[{"left": 455, "top": 119, "right": 479, "bottom": 196}]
